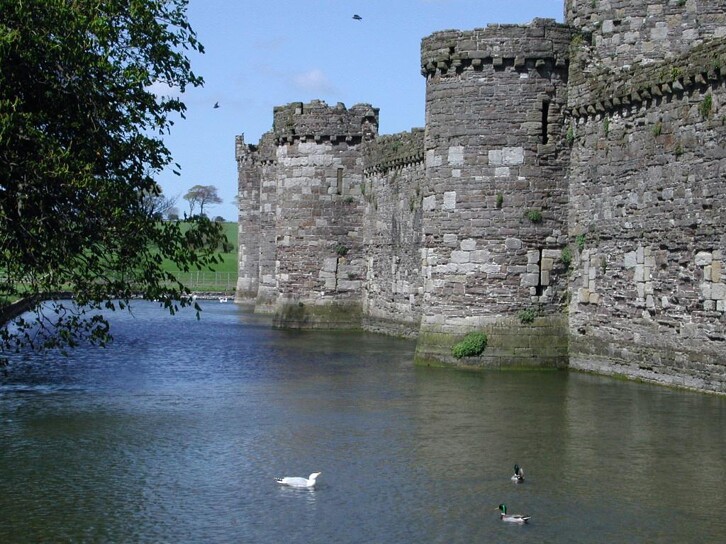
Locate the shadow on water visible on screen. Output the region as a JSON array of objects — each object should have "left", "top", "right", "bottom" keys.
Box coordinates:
[{"left": 1, "top": 302, "right": 725, "bottom": 543}]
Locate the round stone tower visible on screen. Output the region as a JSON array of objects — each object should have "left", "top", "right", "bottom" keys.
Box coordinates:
[
  {"left": 416, "top": 19, "right": 575, "bottom": 367},
  {"left": 565, "top": 0, "right": 726, "bottom": 69},
  {"left": 266, "top": 100, "right": 379, "bottom": 328}
]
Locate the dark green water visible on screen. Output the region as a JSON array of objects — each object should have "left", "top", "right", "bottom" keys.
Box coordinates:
[{"left": 1, "top": 302, "right": 724, "bottom": 543}]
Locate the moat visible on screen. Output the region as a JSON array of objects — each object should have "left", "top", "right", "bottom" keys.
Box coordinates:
[{"left": 1, "top": 302, "right": 724, "bottom": 543}]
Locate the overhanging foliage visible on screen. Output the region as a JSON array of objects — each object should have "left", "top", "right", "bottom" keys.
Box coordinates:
[{"left": 0, "top": 0, "right": 226, "bottom": 353}]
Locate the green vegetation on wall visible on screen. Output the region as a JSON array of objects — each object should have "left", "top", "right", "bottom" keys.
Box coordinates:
[{"left": 451, "top": 332, "right": 488, "bottom": 359}]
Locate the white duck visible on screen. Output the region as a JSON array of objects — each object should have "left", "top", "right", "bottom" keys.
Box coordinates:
[
  {"left": 275, "top": 472, "right": 322, "bottom": 488},
  {"left": 511, "top": 464, "right": 525, "bottom": 483},
  {"left": 497, "top": 503, "right": 531, "bottom": 524}
]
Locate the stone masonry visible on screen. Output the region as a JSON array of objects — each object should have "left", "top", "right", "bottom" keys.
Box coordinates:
[{"left": 237, "top": 1, "right": 726, "bottom": 394}]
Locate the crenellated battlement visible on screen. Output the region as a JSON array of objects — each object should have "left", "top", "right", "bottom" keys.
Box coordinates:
[
  {"left": 567, "top": 36, "right": 726, "bottom": 119},
  {"left": 272, "top": 100, "right": 379, "bottom": 145},
  {"left": 421, "top": 19, "right": 572, "bottom": 77},
  {"left": 235, "top": 132, "right": 276, "bottom": 165},
  {"left": 363, "top": 129, "right": 424, "bottom": 175}
]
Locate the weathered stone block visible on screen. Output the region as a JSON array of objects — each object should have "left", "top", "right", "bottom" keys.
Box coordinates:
[
  {"left": 578, "top": 288, "right": 591, "bottom": 303},
  {"left": 448, "top": 145, "right": 464, "bottom": 166},
  {"left": 695, "top": 252, "right": 713, "bottom": 266},
  {"left": 712, "top": 261, "right": 722, "bottom": 283},
  {"left": 461, "top": 238, "right": 477, "bottom": 251},
  {"left": 624, "top": 251, "right": 637, "bottom": 269},
  {"left": 470, "top": 250, "right": 490, "bottom": 263},
  {"left": 450, "top": 251, "right": 470, "bottom": 264},
  {"left": 443, "top": 191, "right": 457, "bottom": 210},
  {"left": 482, "top": 263, "right": 501, "bottom": 274},
  {"left": 505, "top": 238, "right": 523, "bottom": 250},
  {"left": 712, "top": 283, "right": 726, "bottom": 301},
  {"left": 423, "top": 195, "right": 436, "bottom": 211}
]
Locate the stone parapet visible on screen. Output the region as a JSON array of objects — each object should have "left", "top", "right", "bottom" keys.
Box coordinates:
[
  {"left": 272, "top": 100, "right": 379, "bottom": 145},
  {"left": 363, "top": 129, "right": 424, "bottom": 174},
  {"left": 568, "top": 36, "right": 726, "bottom": 115},
  {"left": 421, "top": 18, "right": 573, "bottom": 77}
]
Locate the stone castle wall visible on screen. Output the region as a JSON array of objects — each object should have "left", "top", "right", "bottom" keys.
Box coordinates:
[
  {"left": 565, "top": 0, "right": 726, "bottom": 69},
  {"left": 235, "top": 1, "right": 726, "bottom": 393},
  {"left": 361, "top": 129, "right": 426, "bottom": 337},
  {"left": 416, "top": 19, "right": 573, "bottom": 367},
  {"left": 566, "top": 36, "right": 726, "bottom": 392}
]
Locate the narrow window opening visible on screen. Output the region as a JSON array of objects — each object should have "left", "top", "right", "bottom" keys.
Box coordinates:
[
  {"left": 541, "top": 101, "right": 550, "bottom": 144},
  {"left": 536, "top": 249, "right": 545, "bottom": 297},
  {"left": 336, "top": 168, "right": 344, "bottom": 195}
]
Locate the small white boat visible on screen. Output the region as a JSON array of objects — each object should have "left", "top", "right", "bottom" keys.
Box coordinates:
[{"left": 218, "top": 297, "right": 228, "bottom": 303}]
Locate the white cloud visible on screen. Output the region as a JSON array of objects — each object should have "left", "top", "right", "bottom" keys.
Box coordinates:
[
  {"left": 147, "top": 80, "right": 183, "bottom": 99},
  {"left": 292, "top": 69, "right": 336, "bottom": 94}
]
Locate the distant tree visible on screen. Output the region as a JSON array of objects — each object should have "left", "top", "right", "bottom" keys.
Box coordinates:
[
  {"left": 214, "top": 216, "right": 226, "bottom": 223},
  {"left": 0, "top": 0, "right": 226, "bottom": 354},
  {"left": 184, "top": 185, "right": 223, "bottom": 216},
  {"left": 167, "top": 207, "right": 180, "bottom": 221},
  {"left": 141, "top": 185, "right": 179, "bottom": 220}
]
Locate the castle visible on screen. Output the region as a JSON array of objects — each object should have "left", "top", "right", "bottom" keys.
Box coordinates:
[{"left": 235, "top": 0, "right": 726, "bottom": 394}]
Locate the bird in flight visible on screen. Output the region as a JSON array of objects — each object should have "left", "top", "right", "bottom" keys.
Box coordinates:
[
  {"left": 213, "top": 102, "right": 220, "bottom": 109},
  {"left": 352, "top": 14, "right": 362, "bottom": 20}
]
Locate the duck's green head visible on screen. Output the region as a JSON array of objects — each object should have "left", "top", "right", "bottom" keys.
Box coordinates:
[
  {"left": 498, "top": 503, "right": 507, "bottom": 514},
  {"left": 514, "top": 464, "right": 520, "bottom": 474}
]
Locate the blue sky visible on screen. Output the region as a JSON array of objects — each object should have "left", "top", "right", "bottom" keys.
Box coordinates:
[{"left": 157, "top": 0, "right": 564, "bottom": 221}]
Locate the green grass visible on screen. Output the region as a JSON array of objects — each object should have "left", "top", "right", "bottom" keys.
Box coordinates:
[{"left": 161, "top": 221, "right": 238, "bottom": 292}]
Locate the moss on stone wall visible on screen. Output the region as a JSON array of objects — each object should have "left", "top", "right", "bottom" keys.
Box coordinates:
[{"left": 273, "top": 300, "right": 363, "bottom": 330}]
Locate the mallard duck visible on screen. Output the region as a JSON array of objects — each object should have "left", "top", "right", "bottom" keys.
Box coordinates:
[
  {"left": 274, "top": 472, "right": 321, "bottom": 488},
  {"left": 511, "top": 464, "right": 525, "bottom": 483},
  {"left": 498, "top": 503, "right": 530, "bottom": 523}
]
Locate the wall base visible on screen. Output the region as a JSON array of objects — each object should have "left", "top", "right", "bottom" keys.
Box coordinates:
[
  {"left": 272, "top": 300, "right": 363, "bottom": 330},
  {"left": 414, "top": 315, "right": 569, "bottom": 369},
  {"left": 570, "top": 335, "right": 726, "bottom": 394}
]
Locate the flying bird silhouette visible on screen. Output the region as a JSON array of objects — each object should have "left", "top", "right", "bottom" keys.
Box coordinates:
[
  {"left": 213, "top": 102, "right": 220, "bottom": 109},
  {"left": 352, "top": 14, "right": 362, "bottom": 20}
]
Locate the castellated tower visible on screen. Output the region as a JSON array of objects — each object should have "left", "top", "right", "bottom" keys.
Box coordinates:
[
  {"left": 235, "top": 100, "right": 379, "bottom": 328},
  {"left": 415, "top": 19, "right": 575, "bottom": 366}
]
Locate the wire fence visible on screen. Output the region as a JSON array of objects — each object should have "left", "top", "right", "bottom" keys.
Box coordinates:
[
  {"left": 174, "top": 272, "right": 237, "bottom": 293},
  {"left": 1, "top": 272, "right": 238, "bottom": 297}
]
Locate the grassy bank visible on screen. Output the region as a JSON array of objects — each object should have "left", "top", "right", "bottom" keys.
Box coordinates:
[{"left": 161, "top": 221, "right": 237, "bottom": 293}]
